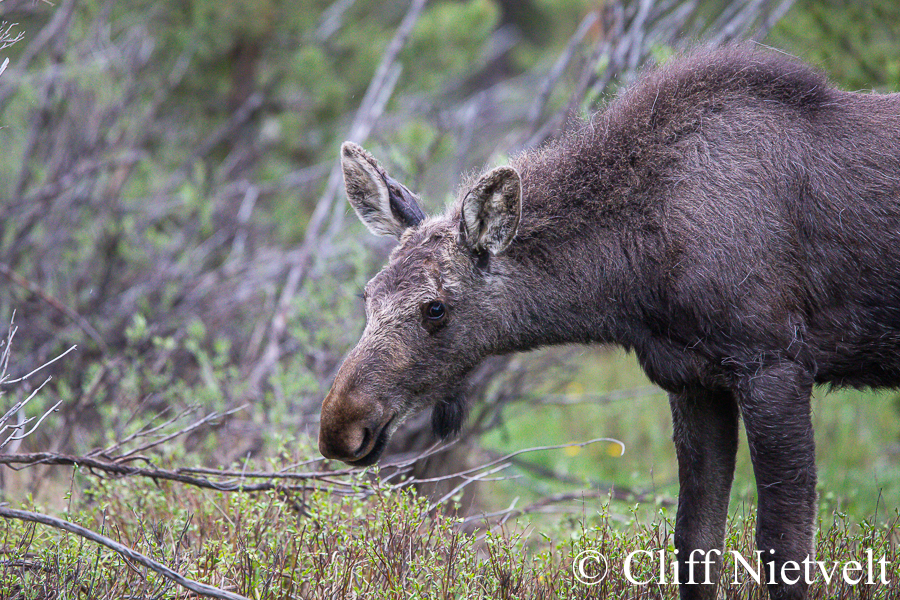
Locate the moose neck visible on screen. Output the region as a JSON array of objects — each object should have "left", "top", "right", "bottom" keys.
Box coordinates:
[
  {"left": 469, "top": 114, "right": 673, "bottom": 357},
  {"left": 489, "top": 202, "right": 649, "bottom": 356},
  {"left": 487, "top": 124, "right": 677, "bottom": 356}
]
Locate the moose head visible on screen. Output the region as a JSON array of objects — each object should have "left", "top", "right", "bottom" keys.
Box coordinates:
[{"left": 318, "top": 142, "right": 523, "bottom": 466}]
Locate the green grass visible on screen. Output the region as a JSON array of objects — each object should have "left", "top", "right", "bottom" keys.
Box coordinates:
[
  {"left": 3, "top": 349, "right": 898, "bottom": 598},
  {"left": 481, "top": 347, "right": 900, "bottom": 523},
  {"left": 3, "top": 456, "right": 897, "bottom": 600}
]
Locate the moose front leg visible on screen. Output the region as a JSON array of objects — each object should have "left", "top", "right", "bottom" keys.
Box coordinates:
[
  {"left": 736, "top": 362, "right": 817, "bottom": 600},
  {"left": 669, "top": 388, "right": 739, "bottom": 600}
]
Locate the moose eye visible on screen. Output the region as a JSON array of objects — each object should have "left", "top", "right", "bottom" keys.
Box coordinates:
[
  {"left": 421, "top": 300, "right": 449, "bottom": 333},
  {"left": 425, "top": 300, "right": 446, "bottom": 321}
]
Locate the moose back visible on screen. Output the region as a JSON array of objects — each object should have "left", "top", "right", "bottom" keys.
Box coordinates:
[{"left": 318, "top": 45, "right": 900, "bottom": 600}]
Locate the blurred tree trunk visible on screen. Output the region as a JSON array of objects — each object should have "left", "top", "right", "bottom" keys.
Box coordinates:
[{"left": 229, "top": 37, "right": 261, "bottom": 111}]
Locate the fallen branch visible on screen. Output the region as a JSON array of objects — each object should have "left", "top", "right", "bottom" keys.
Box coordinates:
[
  {"left": 0, "top": 437, "right": 626, "bottom": 511},
  {"left": 0, "top": 506, "right": 250, "bottom": 600},
  {"left": 0, "top": 452, "right": 365, "bottom": 494}
]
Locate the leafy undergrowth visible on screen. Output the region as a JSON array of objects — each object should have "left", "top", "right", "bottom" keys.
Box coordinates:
[{"left": 1, "top": 464, "right": 898, "bottom": 600}]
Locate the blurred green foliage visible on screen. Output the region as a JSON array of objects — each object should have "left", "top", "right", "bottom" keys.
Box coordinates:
[
  {"left": 0, "top": 0, "right": 603, "bottom": 460},
  {"left": 772, "top": 0, "right": 900, "bottom": 91}
]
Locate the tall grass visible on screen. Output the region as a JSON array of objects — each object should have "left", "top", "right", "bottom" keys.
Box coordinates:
[{"left": 2, "top": 448, "right": 897, "bottom": 599}]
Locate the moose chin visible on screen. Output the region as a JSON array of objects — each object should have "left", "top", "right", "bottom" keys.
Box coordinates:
[{"left": 319, "top": 43, "right": 900, "bottom": 600}]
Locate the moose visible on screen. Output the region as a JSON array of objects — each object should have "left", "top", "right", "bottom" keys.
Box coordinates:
[{"left": 318, "top": 44, "right": 900, "bottom": 599}]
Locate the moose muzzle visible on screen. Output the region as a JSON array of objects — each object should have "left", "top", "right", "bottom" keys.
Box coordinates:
[{"left": 318, "top": 384, "right": 395, "bottom": 466}]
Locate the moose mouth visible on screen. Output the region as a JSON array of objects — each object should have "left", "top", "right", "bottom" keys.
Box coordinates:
[{"left": 347, "top": 415, "right": 395, "bottom": 467}]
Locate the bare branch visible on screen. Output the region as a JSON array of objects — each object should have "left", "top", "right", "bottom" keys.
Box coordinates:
[
  {"left": 0, "top": 386, "right": 59, "bottom": 450},
  {"left": 462, "top": 489, "right": 614, "bottom": 529},
  {"left": 94, "top": 404, "right": 249, "bottom": 460},
  {"left": 1, "top": 344, "right": 77, "bottom": 385},
  {"left": 0, "top": 437, "right": 623, "bottom": 506},
  {"left": 751, "top": 0, "right": 798, "bottom": 42},
  {"left": 0, "top": 22, "right": 24, "bottom": 51},
  {"left": 90, "top": 404, "right": 203, "bottom": 458},
  {"left": 0, "top": 318, "right": 75, "bottom": 451},
  {"left": 403, "top": 437, "right": 625, "bottom": 486},
  {"left": 533, "top": 385, "right": 662, "bottom": 406},
  {"left": 17, "top": 0, "right": 77, "bottom": 69},
  {"left": 315, "top": 0, "right": 358, "bottom": 42},
  {"left": 0, "top": 452, "right": 360, "bottom": 493},
  {"left": 427, "top": 462, "right": 512, "bottom": 511},
  {"left": 709, "top": 0, "right": 771, "bottom": 46},
  {"left": 163, "top": 91, "right": 265, "bottom": 193}
]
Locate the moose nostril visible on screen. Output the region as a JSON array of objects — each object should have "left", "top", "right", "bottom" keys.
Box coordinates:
[{"left": 353, "top": 425, "right": 372, "bottom": 458}]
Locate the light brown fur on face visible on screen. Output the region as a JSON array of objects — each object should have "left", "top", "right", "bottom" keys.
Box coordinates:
[
  {"left": 319, "top": 218, "right": 481, "bottom": 465},
  {"left": 319, "top": 158, "right": 557, "bottom": 465}
]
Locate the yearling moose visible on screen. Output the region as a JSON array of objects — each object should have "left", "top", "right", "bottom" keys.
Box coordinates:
[{"left": 318, "top": 45, "right": 900, "bottom": 600}]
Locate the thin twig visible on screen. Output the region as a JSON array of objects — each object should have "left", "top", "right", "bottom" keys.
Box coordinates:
[
  {"left": 1, "top": 398, "right": 61, "bottom": 449},
  {"left": 106, "top": 404, "right": 248, "bottom": 461},
  {"left": 0, "top": 316, "right": 72, "bottom": 452},
  {"left": 462, "top": 489, "right": 614, "bottom": 529},
  {"left": 1, "top": 344, "right": 77, "bottom": 385},
  {"left": 427, "top": 462, "right": 512, "bottom": 512},
  {"left": 91, "top": 404, "right": 202, "bottom": 458},
  {"left": 401, "top": 437, "right": 625, "bottom": 485},
  {"left": 0, "top": 376, "right": 51, "bottom": 427},
  {"left": 534, "top": 385, "right": 662, "bottom": 406},
  {"left": 0, "top": 318, "right": 15, "bottom": 380}
]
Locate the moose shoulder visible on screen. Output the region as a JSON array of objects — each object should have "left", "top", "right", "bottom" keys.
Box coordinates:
[{"left": 318, "top": 45, "right": 900, "bottom": 600}]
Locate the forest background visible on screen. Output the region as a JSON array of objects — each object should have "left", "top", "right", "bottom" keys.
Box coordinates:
[{"left": 0, "top": 0, "right": 899, "bottom": 598}]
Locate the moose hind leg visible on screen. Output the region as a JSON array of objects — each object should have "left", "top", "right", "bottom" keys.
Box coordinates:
[
  {"left": 669, "top": 388, "right": 739, "bottom": 600},
  {"left": 736, "top": 361, "right": 816, "bottom": 600}
]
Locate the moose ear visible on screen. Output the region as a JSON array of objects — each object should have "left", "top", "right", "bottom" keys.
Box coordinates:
[
  {"left": 341, "top": 141, "right": 426, "bottom": 238},
  {"left": 460, "top": 166, "right": 522, "bottom": 255}
]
